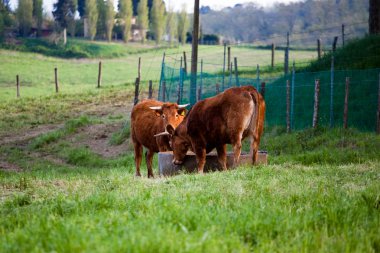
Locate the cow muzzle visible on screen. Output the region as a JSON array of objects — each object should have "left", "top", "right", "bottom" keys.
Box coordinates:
[{"left": 172, "top": 159, "right": 183, "bottom": 165}]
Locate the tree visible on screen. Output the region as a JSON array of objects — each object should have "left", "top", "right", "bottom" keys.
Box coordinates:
[
  {"left": 166, "top": 6, "right": 177, "bottom": 45},
  {"left": 369, "top": 0, "right": 380, "bottom": 34},
  {"left": 17, "top": 0, "right": 33, "bottom": 37},
  {"left": 177, "top": 4, "right": 189, "bottom": 45},
  {"left": 86, "top": 0, "right": 98, "bottom": 40},
  {"left": 104, "top": 0, "right": 114, "bottom": 41},
  {"left": 132, "top": 0, "right": 152, "bottom": 16},
  {"left": 96, "top": 0, "right": 106, "bottom": 38},
  {"left": 0, "top": 12, "right": 4, "bottom": 42},
  {"left": 52, "top": 0, "right": 76, "bottom": 44},
  {"left": 32, "top": 0, "right": 43, "bottom": 37},
  {"left": 77, "top": 0, "right": 85, "bottom": 18},
  {"left": 137, "top": 0, "right": 148, "bottom": 43},
  {"left": 150, "top": 0, "right": 165, "bottom": 44},
  {"left": 118, "top": 0, "right": 132, "bottom": 42}
]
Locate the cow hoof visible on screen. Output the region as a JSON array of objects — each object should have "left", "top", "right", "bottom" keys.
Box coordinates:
[
  {"left": 135, "top": 173, "right": 142, "bottom": 177},
  {"left": 148, "top": 174, "right": 154, "bottom": 179}
]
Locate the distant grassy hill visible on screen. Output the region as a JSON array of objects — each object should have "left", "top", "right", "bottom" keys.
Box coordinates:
[
  {"left": 0, "top": 38, "right": 170, "bottom": 59},
  {"left": 301, "top": 35, "right": 380, "bottom": 72}
]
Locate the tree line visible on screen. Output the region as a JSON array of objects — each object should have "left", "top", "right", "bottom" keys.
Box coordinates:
[
  {"left": 200, "top": 0, "right": 373, "bottom": 45},
  {"left": 0, "top": 0, "right": 190, "bottom": 45}
]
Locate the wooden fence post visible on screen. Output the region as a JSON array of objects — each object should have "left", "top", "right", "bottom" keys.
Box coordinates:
[
  {"left": 183, "top": 51, "right": 187, "bottom": 75},
  {"left": 148, "top": 80, "right": 153, "bottom": 99},
  {"left": 162, "top": 81, "right": 166, "bottom": 102},
  {"left": 343, "top": 77, "right": 350, "bottom": 129},
  {"left": 16, "top": 75, "right": 20, "bottom": 98},
  {"left": 284, "top": 32, "right": 289, "bottom": 75},
  {"left": 54, "top": 67, "right": 59, "bottom": 93},
  {"left": 260, "top": 82, "right": 266, "bottom": 98},
  {"left": 286, "top": 80, "right": 290, "bottom": 133},
  {"left": 332, "top": 36, "right": 338, "bottom": 52},
  {"left": 342, "top": 24, "right": 345, "bottom": 46},
  {"left": 317, "top": 38, "right": 322, "bottom": 60},
  {"left": 271, "top": 43, "right": 275, "bottom": 68},
  {"left": 134, "top": 78, "right": 139, "bottom": 105},
  {"left": 234, "top": 57, "right": 239, "bottom": 87},
  {"left": 97, "top": 61, "right": 102, "bottom": 88},
  {"left": 138, "top": 57, "right": 141, "bottom": 81},
  {"left": 312, "top": 79, "right": 321, "bottom": 129}
]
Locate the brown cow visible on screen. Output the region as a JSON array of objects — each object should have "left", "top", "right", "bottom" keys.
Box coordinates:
[
  {"left": 131, "top": 99, "right": 188, "bottom": 178},
  {"left": 159, "top": 86, "right": 265, "bottom": 174}
]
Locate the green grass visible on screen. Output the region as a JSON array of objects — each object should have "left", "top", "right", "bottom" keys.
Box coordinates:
[
  {"left": 1, "top": 38, "right": 171, "bottom": 59},
  {"left": 29, "top": 115, "right": 93, "bottom": 149},
  {"left": 1, "top": 113, "right": 380, "bottom": 252},
  {"left": 301, "top": 35, "right": 380, "bottom": 72},
  {"left": 0, "top": 40, "right": 317, "bottom": 101}
]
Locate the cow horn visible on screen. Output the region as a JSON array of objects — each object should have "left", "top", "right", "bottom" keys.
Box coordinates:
[
  {"left": 178, "top": 104, "right": 190, "bottom": 109},
  {"left": 149, "top": 106, "right": 162, "bottom": 110},
  {"left": 154, "top": 131, "right": 171, "bottom": 137}
]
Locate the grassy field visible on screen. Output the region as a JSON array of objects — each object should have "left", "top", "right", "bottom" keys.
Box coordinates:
[
  {"left": 0, "top": 86, "right": 379, "bottom": 252},
  {"left": 0, "top": 38, "right": 317, "bottom": 101}
]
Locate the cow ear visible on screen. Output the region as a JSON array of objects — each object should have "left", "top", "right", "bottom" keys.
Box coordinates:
[
  {"left": 154, "top": 109, "right": 163, "bottom": 117},
  {"left": 178, "top": 108, "right": 187, "bottom": 116},
  {"left": 166, "top": 125, "right": 175, "bottom": 136}
]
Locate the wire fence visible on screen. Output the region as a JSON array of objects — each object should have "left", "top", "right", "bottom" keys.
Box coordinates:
[{"left": 158, "top": 62, "right": 380, "bottom": 132}]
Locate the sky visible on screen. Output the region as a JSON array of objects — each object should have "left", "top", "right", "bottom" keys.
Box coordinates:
[{"left": 9, "top": 0, "right": 299, "bottom": 15}]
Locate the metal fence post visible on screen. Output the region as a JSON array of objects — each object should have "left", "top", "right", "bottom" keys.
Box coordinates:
[
  {"left": 256, "top": 64, "right": 260, "bottom": 89},
  {"left": 198, "top": 59, "right": 203, "bottom": 101},
  {"left": 290, "top": 61, "right": 295, "bottom": 130},
  {"left": 222, "top": 43, "right": 226, "bottom": 91},
  {"left": 330, "top": 55, "right": 335, "bottom": 127},
  {"left": 286, "top": 79, "right": 291, "bottom": 133},
  {"left": 343, "top": 77, "right": 350, "bottom": 129},
  {"left": 313, "top": 79, "right": 321, "bottom": 128},
  {"left": 158, "top": 53, "right": 165, "bottom": 100}
]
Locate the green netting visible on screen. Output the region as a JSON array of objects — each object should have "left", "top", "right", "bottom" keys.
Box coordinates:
[{"left": 158, "top": 64, "right": 380, "bottom": 131}]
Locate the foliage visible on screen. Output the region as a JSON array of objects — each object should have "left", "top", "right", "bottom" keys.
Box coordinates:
[
  {"left": 150, "top": 0, "right": 165, "bottom": 45},
  {"left": 137, "top": 0, "right": 148, "bottom": 43},
  {"left": 52, "top": 0, "right": 76, "bottom": 30},
  {"left": 166, "top": 7, "right": 177, "bottom": 45},
  {"left": 86, "top": 0, "right": 98, "bottom": 40},
  {"left": 32, "top": 0, "right": 43, "bottom": 37},
  {"left": 118, "top": 0, "right": 133, "bottom": 43},
  {"left": 104, "top": 0, "right": 115, "bottom": 42},
  {"left": 96, "top": 0, "right": 106, "bottom": 39},
  {"left": 17, "top": 0, "right": 33, "bottom": 37},
  {"left": 201, "top": 0, "right": 369, "bottom": 43},
  {"left": 177, "top": 4, "right": 189, "bottom": 45}
]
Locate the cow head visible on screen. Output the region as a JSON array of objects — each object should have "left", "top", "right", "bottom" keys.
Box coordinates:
[
  {"left": 150, "top": 103, "right": 189, "bottom": 130},
  {"left": 166, "top": 124, "right": 190, "bottom": 165}
]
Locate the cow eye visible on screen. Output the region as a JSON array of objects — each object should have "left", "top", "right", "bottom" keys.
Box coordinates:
[{"left": 175, "top": 114, "right": 179, "bottom": 118}]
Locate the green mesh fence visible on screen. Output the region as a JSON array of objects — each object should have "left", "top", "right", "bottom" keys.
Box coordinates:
[{"left": 158, "top": 64, "right": 380, "bottom": 132}]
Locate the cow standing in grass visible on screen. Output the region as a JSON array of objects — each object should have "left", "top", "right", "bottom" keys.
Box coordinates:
[
  {"left": 157, "top": 86, "right": 265, "bottom": 174},
  {"left": 131, "top": 100, "right": 188, "bottom": 178}
]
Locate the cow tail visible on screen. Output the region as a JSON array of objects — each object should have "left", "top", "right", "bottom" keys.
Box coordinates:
[{"left": 249, "top": 88, "right": 263, "bottom": 164}]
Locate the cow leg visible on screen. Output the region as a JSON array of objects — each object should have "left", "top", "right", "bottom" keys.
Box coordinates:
[
  {"left": 133, "top": 142, "right": 143, "bottom": 177},
  {"left": 250, "top": 135, "right": 259, "bottom": 165},
  {"left": 232, "top": 134, "right": 243, "bottom": 165},
  {"left": 145, "top": 150, "right": 155, "bottom": 178},
  {"left": 216, "top": 144, "right": 227, "bottom": 171},
  {"left": 195, "top": 146, "right": 206, "bottom": 174}
]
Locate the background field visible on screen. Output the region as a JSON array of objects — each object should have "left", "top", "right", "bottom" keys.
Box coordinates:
[
  {"left": 1, "top": 37, "right": 380, "bottom": 252},
  {"left": 0, "top": 39, "right": 317, "bottom": 101}
]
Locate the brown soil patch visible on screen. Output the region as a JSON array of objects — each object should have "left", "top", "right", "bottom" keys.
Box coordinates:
[
  {"left": 68, "top": 122, "right": 130, "bottom": 158},
  {"left": 0, "top": 124, "right": 61, "bottom": 146},
  {"left": 0, "top": 161, "right": 22, "bottom": 172}
]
